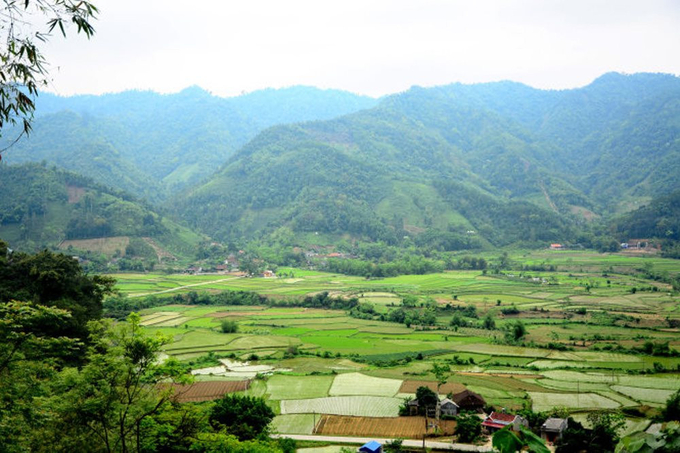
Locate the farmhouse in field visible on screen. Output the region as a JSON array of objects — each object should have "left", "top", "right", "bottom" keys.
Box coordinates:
[
  {"left": 541, "top": 417, "right": 568, "bottom": 444},
  {"left": 359, "top": 440, "right": 383, "bottom": 453},
  {"left": 482, "top": 411, "right": 528, "bottom": 433},
  {"left": 626, "top": 238, "right": 659, "bottom": 250},
  {"left": 451, "top": 389, "right": 486, "bottom": 412}
]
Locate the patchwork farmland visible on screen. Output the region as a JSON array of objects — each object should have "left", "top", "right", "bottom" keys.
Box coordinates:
[{"left": 115, "top": 250, "right": 680, "bottom": 441}]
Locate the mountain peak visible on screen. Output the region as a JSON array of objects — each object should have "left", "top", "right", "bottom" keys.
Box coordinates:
[{"left": 177, "top": 85, "right": 212, "bottom": 98}]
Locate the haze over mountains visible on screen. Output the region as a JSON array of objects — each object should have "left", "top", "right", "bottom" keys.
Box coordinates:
[
  {"left": 1, "top": 72, "right": 679, "bottom": 257},
  {"left": 3, "top": 86, "right": 378, "bottom": 200}
]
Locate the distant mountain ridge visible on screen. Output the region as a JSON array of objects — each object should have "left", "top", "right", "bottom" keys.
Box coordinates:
[
  {"left": 2, "top": 72, "right": 679, "bottom": 254},
  {"left": 2, "top": 86, "right": 378, "bottom": 200},
  {"left": 174, "top": 72, "right": 680, "bottom": 249}
]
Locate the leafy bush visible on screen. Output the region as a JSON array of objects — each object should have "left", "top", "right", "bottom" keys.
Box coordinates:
[{"left": 220, "top": 319, "right": 239, "bottom": 333}]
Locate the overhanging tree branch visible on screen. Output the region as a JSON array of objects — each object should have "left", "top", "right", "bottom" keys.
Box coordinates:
[{"left": 0, "top": 0, "right": 97, "bottom": 151}]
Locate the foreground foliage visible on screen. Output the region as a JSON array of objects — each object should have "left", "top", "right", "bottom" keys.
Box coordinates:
[
  {"left": 492, "top": 425, "right": 549, "bottom": 453},
  {"left": 0, "top": 240, "right": 114, "bottom": 354},
  {"left": 210, "top": 394, "right": 275, "bottom": 441},
  {"left": 0, "top": 0, "right": 96, "bottom": 139}
]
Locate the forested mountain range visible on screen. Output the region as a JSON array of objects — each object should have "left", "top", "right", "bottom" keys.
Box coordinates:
[
  {"left": 1, "top": 86, "right": 377, "bottom": 201},
  {"left": 175, "top": 72, "right": 680, "bottom": 250},
  {"left": 1, "top": 72, "right": 679, "bottom": 257}
]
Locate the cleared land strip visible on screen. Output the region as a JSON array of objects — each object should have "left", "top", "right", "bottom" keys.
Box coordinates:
[{"left": 129, "top": 277, "right": 242, "bottom": 297}]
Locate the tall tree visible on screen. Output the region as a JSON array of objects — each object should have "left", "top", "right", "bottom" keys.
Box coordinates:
[
  {"left": 431, "top": 362, "right": 451, "bottom": 395},
  {"left": 0, "top": 241, "right": 115, "bottom": 354},
  {"left": 42, "top": 313, "right": 190, "bottom": 453},
  {"left": 663, "top": 389, "right": 680, "bottom": 422},
  {"left": 0, "top": 302, "right": 77, "bottom": 452},
  {"left": 209, "top": 394, "right": 275, "bottom": 441}
]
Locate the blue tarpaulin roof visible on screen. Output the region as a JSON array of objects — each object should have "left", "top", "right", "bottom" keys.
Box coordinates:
[{"left": 359, "top": 440, "right": 382, "bottom": 453}]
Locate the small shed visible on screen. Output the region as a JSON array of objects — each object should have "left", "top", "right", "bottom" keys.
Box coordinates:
[
  {"left": 359, "top": 440, "right": 383, "bottom": 453},
  {"left": 541, "top": 417, "right": 568, "bottom": 444},
  {"left": 439, "top": 398, "right": 459, "bottom": 416},
  {"left": 407, "top": 398, "right": 419, "bottom": 416}
]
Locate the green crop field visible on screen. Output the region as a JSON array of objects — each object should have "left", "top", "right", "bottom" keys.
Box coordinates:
[
  {"left": 112, "top": 249, "right": 680, "bottom": 440},
  {"left": 267, "top": 375, "right": 333, "bottom": 400},
  {"left": 611, "top": 386, "right": 677, "bottom": 405},
  {"left": 271, "top": 414, "right": 317, "bottom": 434},
  {"left": 529, "top": 392, "right": 621, "bottom": 411},
  {"left": 328, "top": 373, "right": 402, "bottom": 397},
  {"left": 280, "top": 396, "right": 402, "bottom": 417}
]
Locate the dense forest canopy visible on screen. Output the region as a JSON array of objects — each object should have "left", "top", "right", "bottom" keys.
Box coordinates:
[
  {"left": 1, "top": 72, "right": 680, "bottom": 262},
  {"left": 1, "top": 87, "right": 377, "bottom": 200},
  {"left": 172, "top": 72, "right": 680, "bottom": 253}
]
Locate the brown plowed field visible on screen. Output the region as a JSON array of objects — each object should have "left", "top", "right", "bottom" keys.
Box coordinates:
[
  {"left": 165, "top": 380, "right": 250, "bottom": 402},
  {"left": 399, "top": 380, "right": 466, "bottom": 395},
  {"left": 316, "top": 415, "right": 456, "bottom": 438}
]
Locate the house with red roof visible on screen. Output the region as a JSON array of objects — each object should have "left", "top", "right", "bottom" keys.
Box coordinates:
[{"left": 482, "top": 411, "right": 528, "bottom": 433}]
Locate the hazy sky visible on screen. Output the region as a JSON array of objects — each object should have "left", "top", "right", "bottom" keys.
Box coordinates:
[{"left": 41, "top": 0, "right": 680, "bottom": 98}]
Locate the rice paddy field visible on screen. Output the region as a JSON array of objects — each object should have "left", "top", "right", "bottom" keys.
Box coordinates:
[{"left": 115, "top": 250, "right": 680, "bottom": 438}]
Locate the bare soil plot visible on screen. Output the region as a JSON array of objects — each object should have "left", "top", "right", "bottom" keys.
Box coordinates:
[
  {"left": 316, "top": 415, "right": 457, "bottom": 438},
  {"left": 399, "top": 380, "right": 466, "bottom": 395},
  {"left": 66, "top": 185, "right": 86, "bottom": 203},
  {"left": 166, "top": 380, "right": 250, "bottom": 402}
]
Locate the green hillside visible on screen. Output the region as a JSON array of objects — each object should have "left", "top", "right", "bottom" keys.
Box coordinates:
[
  {"left": 176, "top": 73, "right": 680, "bottom": 251},
  {"left": 1, "top": 86, "right": 377, "bottom": 200},
  {"left": 0, "top": 163, "right": 205, "bottom": 266},
  {"left": 610, "top": 190, "right": 680, "bottom": 256},
  {"left": 3, "top": 73, "right": 679, "bottom": 259}
]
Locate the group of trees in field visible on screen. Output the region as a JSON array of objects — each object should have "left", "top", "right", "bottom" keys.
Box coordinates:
[
  {"left": 324, "top": 255, "right": 445, "bottom": 278},
  {"left": 103, "top": 289, "right": 357, "bottom": 319}
]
